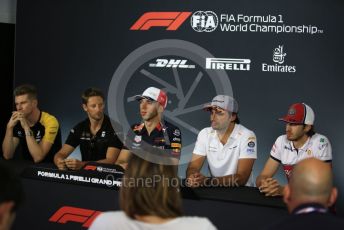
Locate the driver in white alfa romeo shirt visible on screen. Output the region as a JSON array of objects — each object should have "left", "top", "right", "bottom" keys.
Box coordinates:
[{"left": 256, "top": 102, "right": 332, "bottom": 196}]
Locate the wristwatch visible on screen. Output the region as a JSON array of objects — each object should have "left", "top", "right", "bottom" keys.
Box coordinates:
[{"left": 25, "top": 130, "right": 33, "bottom": 136}]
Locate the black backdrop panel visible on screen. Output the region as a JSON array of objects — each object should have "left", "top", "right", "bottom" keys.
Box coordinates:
[
  {"left": 14, "top": 0, "right": 344, "bottom": 215},
  {"left": 0, "top": 22, "right": 14, "bottom": 144}
]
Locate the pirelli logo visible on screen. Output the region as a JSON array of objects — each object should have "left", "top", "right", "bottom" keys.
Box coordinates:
[
  {"left": 206, "top": 58, "right": 251, "bottom": 71},
  {"left": 130, "top": 12, "right": 192, "bottom": 30}
]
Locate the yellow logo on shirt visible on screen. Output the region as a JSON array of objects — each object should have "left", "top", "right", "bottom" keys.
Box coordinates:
[
  {"left": 171, "top": 143, "right": 181, "bottom": 148},
  {"left": 307, "top": 149, "right": 312, "bottom": 156}
]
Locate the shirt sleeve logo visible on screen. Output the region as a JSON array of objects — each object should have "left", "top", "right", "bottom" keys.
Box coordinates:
[
  {"left": 307, "top": 149, "right": 312, "bottom": 156},
  {"left": 173, "top": 129, "right": 181, "bottom": 136},
  {"left": 134, "top": 135, "right": 142, "bottom": 143},
  {"left": 171, "top": 143, "right": 181, "bottom": 148},
  {"left": 248, "top": 141, "right": 255, "bottom": 148},
  {"left": 173, "top": 137, "right": 181, "bottom": 142}
]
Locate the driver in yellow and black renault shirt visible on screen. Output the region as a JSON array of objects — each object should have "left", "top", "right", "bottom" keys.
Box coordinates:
[{"left": 2, "top": 84, "right": 61, "bottom": 163}]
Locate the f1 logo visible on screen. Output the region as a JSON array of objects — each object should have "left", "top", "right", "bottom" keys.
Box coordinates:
[
  {"left": 49, "top": 206, "right": 101, "bottom": 228},
  {"left": 84, "top": 165, "right": 97, "bottom": 171},
  {"left": 130, "top": 12, "right": 191, "bottom": 30}
]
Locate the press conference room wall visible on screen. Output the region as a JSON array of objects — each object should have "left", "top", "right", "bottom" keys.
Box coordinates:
[{"left": 14, "top": 0, "right": 344, "bottom": 214}]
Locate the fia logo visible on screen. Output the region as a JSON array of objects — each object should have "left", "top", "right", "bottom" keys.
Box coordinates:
[
  {"left": 272, "top": 45, "right": 287, "bottom": 64},
  {"left": 191, "top": 11, "right": 218, "bottom": 32}
]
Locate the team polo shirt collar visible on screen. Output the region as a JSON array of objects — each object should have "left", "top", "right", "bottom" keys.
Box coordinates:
[
  {"left": 292, "top": 203, "right": 327, "bottom": 215},
  {"left": 29, "top": 111, "right": 42, "bottom": 128},
  {"left": 213, "top": 123, "right": 239, "bottom": 146},
  {"left": 37, "top": 111, "right": 42, "bottom": 124},
  {"left": 85, "top": 116, "right": 108, "bottom": 136},
  {"left": 156, "top": 122, "right": 163, "bottom": 131},
  {"left": 138, "top": 122, "right": 163, "bottom": 136},
  {"left": 289, "top": 136, "right": 311, "bottom": 151}
]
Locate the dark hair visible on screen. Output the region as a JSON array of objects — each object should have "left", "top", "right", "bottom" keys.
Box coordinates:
[
  {"left": 81, "top": 88, "right": 104, "bottom": 104},
  {"left": 0, "top": 163, "right": 24, "bottom": 212},
  {"left": 304, "top": 125, "right": 315, "bottom": 137},
  {"left": 233, "top": 113, "right": 240, "bottom": 124},
  {"left": 13, "top": 84, "right": 37, "bottom": 100},
  {"left": 120, "top": 155, "right": 182, "bottom": 219}
]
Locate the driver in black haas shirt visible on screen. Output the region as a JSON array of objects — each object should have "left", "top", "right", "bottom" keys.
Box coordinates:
[
  {"left": 54, "top": 88, "right": 123, "bottom": 170},
  {"left": 116, "top": 87, "right": 182, "bottom": 169},
  {"left": 64, "top": 115, "right": 122, "bottom": 161}
]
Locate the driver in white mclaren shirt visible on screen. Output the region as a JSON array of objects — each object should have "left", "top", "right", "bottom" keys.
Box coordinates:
[{"left": 186, "top": 95, "right": 257, "bottom": 187}]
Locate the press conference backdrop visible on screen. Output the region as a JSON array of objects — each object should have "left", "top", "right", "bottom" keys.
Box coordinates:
[{"left": 14, "top": 0, "right": 344, "bottom": 214}]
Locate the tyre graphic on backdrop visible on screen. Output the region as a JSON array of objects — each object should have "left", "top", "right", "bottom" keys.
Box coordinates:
[{"left": 108, "top": 39, "right": 233, "bottom": 165}]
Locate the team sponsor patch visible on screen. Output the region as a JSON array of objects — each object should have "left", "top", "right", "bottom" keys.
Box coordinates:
[
  {"left": 209, "top": 146, "right": 218, "bottom": 152},
  {"left": 134, "top": 135, "right": 142, "bottom": 143},
  {"left": 172, "top": 148, "right": 181, "bottom": 153},
  {"left": 283, "top": 165, "right": 294, "bottom": 180},
  {"left": 133, "top": 124, "right": 144, "bottom": 132},
  {"left": 173, "top": 137, "right": 181, "bottom": 142},
  {"left": 307, "top": 149, "right": 312, "bottom": 155},
  {"left": 247, "top": 141, "right": 255, "bottom": 148},
  {"left": 154, "top": 138, "right": 165, "bottom": 143},
  {"left": 101, "top": 131, "right": 106, "bottom": 137},
  {"left": 319, "top": 143, "right": 328, "bottom": 150},
  {"left": 49, "top": 131, "right": 57, "bottom": 134},
  {"left": 247, "top": 148, "right": 255, "bottom": 154},
  {"left": 173, "top": 129, "right": 181, "bottom": 136},
  {"left": 132, "top": 142, "right": 141, "bottom": 148},
  {"left": 284, "top": 145, "right": 293, "bottom": 151},
  {"left": 288, "top": 108, "right": 296, "bottom": 115},
  {"left": 320, "top": 138, "right": 325, "bottom": 143},
  {"left": 171, "top": 148, "right": 181, "bottom": 156},
  {"left": 171, "top": 143, "right": 181, "bottom": 148},
  {"left": 36, "top": 133, "right": 42, "bottom": 139},
  {"left": 248, "top": 136, "right": 256, "bottom": 141},
  {"left": 228, "top": 145, "right": 238, "bottom": 150}
]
